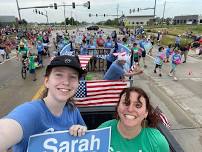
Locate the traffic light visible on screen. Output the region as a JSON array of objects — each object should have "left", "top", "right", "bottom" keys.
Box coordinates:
[
  {"left": 89, "top": 13, "right": 91, "bottom": 17},
  {"left": 87, "top": 1, "right": 90, "bottom": 9},
  {"left": 72, "top": 2, "right": 75, "bottom": 9},
  {"left": 84, "top": 1, "right": 90, "bottom": 9},
  {"left": 54, "top": 3, "right": 57, "bottom": 9},
  {"left": 104, "top": 14, "right": 105, "bottom": 17},
  {"left": 96, "top": 14, "right": 98, "bottom": 17}
]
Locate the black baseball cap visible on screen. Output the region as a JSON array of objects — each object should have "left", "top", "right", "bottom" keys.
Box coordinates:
[{"left": 46, "top": 55, "right": 85, "bottom": 77}]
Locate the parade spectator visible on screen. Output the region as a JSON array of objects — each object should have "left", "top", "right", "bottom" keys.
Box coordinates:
[
  {"left": 36, "top": 40, "right": 44, "bottom": 67},
  {"left": 169, "top": 48, "right": 182, "bottom": 81},
  {"left": 122, "top": 37, "right": 129, "bottom": 48},
  {"left": 104, "top": 54, "right": 141, "bottom": 80},
  {"left": 80, "top": 40, "right": 88, "bottom": 55},
  {"left": 3, "top": 36, "right": 12, "bottom": 59},
  {"left": 0, "top": 37, "right": 6, "bottom": 63},
  {"left": 17, "top": 42, "right": 29, "bottom": 62},
  {"left": 96, "top": 34, "right": 105, "bottom": 47},
  {"left": 111, "top": 30, "right": 117, "bottom": 41},
  {"left": 42, "top": 35, "right": 50, "bottom": 57},
  {"left": 20, "top": 36, "right": 28, "bottom": 48},
  {"left": 98, "top": 87, "right": 169, "bottom": 152},
  {"left": 104, "top": 36, "right": 113, "bottom": 49},
  {"left": 165, "top": 44, "right": 172, "bottom": 63},
  {"left": 28, "top": 53, "right": 37, "bottom": 81},
  {"left": 131, "top": 42, "right": 141, "bottom": 65},
  {"left": 139, "top": 37, "right": 147, "bottom": 68},
  {"left": 154, "top": 46, "right": 165, "bottom": 77},
  {"left": 0, "top": 55, "right": 87, "bottom": 152},
  {"left": 157, "top": 31, "right": 162, "bottom": 46},
  {"left": 174, "top": 35, "right": 181, "bottom": 49},
  {"left": 145, "top": 38, "right": 153, "bottom": 56},
  {"left": 180, "top": 43, "right": 190, "bottom": 63},
  {"left": 105, "top": 37, "right": 115, "bottom": 70},
  {"left": 88, "top": 38, "right": 97, "bottom": 71}
]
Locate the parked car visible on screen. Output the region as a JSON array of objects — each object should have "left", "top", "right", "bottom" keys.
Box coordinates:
[{"left": 87, "top": 25, "right": 99, "bottom": 31}]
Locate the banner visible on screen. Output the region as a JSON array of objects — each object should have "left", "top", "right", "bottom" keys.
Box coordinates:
[{"left": 27, "top": 127, "right": 111, "bottom": 152}]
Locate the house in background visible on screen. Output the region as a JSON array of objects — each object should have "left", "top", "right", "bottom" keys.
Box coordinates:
[
  {"left": 0, "top": 16, "right": 16, "bottom": 27},
  {"left": 173, "top": 15, "right": 202, "bottom": 25},
  {"left": 122, "top": 15, "right": 155, "bottom": 26}
]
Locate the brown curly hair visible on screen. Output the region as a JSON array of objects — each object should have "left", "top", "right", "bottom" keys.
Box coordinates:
[{"left": 115, "top": 87, "right": 160, "bottom": 128}]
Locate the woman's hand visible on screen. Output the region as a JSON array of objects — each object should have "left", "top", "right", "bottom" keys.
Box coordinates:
[{"left": 69, "top": 125, "right": 87, "bottom": 137}]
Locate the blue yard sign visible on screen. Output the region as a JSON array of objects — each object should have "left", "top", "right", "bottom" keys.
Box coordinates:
[{"left": 27, "top": 127, "right": 111, "bottom": 152}]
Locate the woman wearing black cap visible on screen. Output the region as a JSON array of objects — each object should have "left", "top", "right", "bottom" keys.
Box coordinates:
[{"left": 0, "top": 55, "right": 87, "bottom": 152}]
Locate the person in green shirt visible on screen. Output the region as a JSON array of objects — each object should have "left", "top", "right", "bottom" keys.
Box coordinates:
[
  {"left": 132, "top": 42, "right": 142, "bottom": 65},
  {"left": 98, "top": 87, "right": 169, "bottom": 152},
  {"left": 17, "top": 42, "right": 29, "bottom": 62},
  {"left": 28, "top": 53, "right": 37, "bottom": 81}
]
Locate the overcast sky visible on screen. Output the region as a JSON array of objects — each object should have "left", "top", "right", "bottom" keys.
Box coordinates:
[{"left": 0, "top": 0, "right": 202, "bottom": 23}]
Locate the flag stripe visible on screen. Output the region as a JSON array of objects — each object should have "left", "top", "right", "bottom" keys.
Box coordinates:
[
  {"left": 78, "top": 55, "right": 92, "bottom": 69},
  {"left": 74, "top": 80, "right": 129, "bottom": 107},
  {"left": 76, "top": 102, "right": 117, "bottom": 106}
]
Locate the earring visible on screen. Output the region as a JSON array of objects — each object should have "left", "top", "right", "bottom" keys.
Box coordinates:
[{"left": 143, "top": 118, "right": 148, "bottom": 128}]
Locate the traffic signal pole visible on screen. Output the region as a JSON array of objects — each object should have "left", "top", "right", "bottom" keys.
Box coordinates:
[{"left": 16, "top": 0, "right": 21, "bottom": 21}]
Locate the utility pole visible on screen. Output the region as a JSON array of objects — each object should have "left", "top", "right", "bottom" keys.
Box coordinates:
[
  {"left": 45, "top": 10, "right": 49, "bottom": 24},
  {"left": 154, "top": 0, "right": 157, "bottom": 17},
  {"left": 16, "top": 0, "right": 21, "bottom": 20},
  {"left": 116, "top": 3, "right": 119, "bottom": 26},
  {"left": 71, "top": 11, "right": 73, "bottom": 26},
  {"left": 162, "top": 0, "right": 166, "bottom": 22},
  {"left": 63, "top": 2, "right": 67, "bottom": 33}
]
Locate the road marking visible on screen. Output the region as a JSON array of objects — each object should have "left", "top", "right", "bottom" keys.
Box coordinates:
[
  {"left": 32, "top": 85, "right": 45, "bottom": 100},
  {"left": 147, "top": 54, "right": 155, "bottom": 60},
  {"left": 0, "top": 56, "right": 16, "bottom": 65}
]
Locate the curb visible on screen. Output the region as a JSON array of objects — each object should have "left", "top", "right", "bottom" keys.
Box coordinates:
[{"left": 32, "top": 85, "right": 45, "bottom": 100}]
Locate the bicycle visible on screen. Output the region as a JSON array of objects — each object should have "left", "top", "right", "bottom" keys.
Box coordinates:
[{"left": 21, "top": 55, "right": 29, "bottom": 79}]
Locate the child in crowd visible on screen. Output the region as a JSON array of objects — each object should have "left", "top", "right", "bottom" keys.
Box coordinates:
[
  {"left": 154, "top": 46, "right": 165, "bottom": 77},
  {"left": 36, "top": 40, "right": 44, "bottom": 67},
  {"left": 165, "top": 44, "right": 172, "bottom": 63},
  {"left": 131, "top": 43, "right": 141, "bottom": 65},
  {"left": 169, "top": 48, "right": 182, "bottom": 81},
  {"left": 28, "top": 53, "right": 37, "bottom": 81}
]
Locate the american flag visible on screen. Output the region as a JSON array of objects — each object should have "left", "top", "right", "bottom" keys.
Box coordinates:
[
  {"left": 113, "top": 51, "right": 127, "bottom": 56},
  {"left": 78, "top": 55, "right": 92, "bottom": 69},
  {"left": 155, "top": 106, "right": 171, "bottom": 129},
  {"left": 74, "top": 80, "right": 130, "bottom": 107}
]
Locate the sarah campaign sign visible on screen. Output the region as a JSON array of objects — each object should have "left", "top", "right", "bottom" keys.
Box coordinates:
[{"left": 27, "top": 127, "right": 111, "bottom": 152}]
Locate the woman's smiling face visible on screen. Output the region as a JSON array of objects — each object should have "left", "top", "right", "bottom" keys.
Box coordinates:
[
  {"left": 44, "top": 66, "right": 79, "bottom": 103},
  {"left": 117, "top": 91, "right": 148, "bottom": 129}
]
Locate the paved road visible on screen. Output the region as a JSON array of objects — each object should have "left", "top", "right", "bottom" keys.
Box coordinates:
[{"left": 0, "top": 27, "right": 202, "bottom": 152}]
